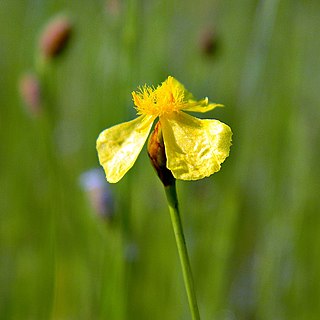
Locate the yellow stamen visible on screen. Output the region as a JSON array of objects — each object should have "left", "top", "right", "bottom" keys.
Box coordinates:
[{"left": 133, "top": 76, "right": 186, "bottom": 117}]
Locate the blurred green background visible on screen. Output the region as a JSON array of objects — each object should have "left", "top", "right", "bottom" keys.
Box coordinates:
[{"left": 1, "top": 0, "right": 320, "bottom": 319}]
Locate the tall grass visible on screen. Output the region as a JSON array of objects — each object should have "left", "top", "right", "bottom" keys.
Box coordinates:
[{"left": 1, "top": 0, "right": 320, "bottom": 319}]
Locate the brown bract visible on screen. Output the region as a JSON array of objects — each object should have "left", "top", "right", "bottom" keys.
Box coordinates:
[{"left": 147, "top": 121, "right": 175, "bottom": 187}]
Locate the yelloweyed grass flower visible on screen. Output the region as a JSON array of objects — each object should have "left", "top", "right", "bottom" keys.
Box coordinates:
[{"left": 97, "top": 76, "right": 232, "bottom": 183}]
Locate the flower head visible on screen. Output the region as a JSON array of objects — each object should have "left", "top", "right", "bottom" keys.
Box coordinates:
[{"left": 97, "top": 76, "right": 232, "bottom": 183}]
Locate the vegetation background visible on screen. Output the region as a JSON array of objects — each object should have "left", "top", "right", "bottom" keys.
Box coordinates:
[{"left": 1, "top": 0, "right": 320, "bottom": 319}]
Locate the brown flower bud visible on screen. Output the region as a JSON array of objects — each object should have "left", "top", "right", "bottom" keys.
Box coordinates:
[
  {"left": 147, "top": 121, "right": 175, "bottom": 187},
  {"left": 19, "top": 72, "right": 42, "bottom": 116},
  {"left": 199, "top": 27, "right": 219, "bottom": 57},
  {"left": 39, "top": 15, "right": 72, "bottom": 59},
  {"left": 105, "top": 0, "right": 122, "bottom": 17}
]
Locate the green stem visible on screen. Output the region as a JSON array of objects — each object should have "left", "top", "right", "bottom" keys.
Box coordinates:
[{"left": 164, "top": 182, "right": 200, "bottom": 320}]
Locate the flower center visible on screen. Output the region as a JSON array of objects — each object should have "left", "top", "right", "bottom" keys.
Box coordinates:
[{"left": 133, "top": 77, "right": 186, "bottom": 117}]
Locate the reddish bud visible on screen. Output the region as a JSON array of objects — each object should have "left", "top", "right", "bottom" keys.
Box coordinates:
[
  {"left": 199, "top": 28, "right": 219, "bottom": 57},
  {"left": 39, "top": 15, "right": 72, "bottom": 59},
  {"left": 19, "top": 73, "right": 42, "bottom": 116},
  {"left": 105, "top": 0, "right": 122, "bottom": 17}
]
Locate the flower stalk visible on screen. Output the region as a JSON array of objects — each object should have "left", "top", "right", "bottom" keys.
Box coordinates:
[
  {"left": 148, "top": 123, "right": 200, "bottom": 319},
  {"left": 165, "top": 182, "right": 201, "bottom": 320}
]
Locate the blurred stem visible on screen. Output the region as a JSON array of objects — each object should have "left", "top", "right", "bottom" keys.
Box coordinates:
[
  {"left": 164, "top": 182, "right": 200, "bottom": 320},
  {"left": 239, "top": 0, "right": 279, "bottom": 104}
]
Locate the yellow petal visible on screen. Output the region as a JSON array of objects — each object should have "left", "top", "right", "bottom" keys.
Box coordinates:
[
  {"left": 169, "top": 76, "right": 223, "bottom": 113},
  {"left": 161, "top": 112, "right": 232, "bottom": 180},
  {"left": 183, "top": 100, "right": 223, "bottom": 113},
  {"left": 96, "top": 115, "right": 154, "bottom": 183},
  {"left": 167, "top": 76, "right": 196, "bottom": 103}
]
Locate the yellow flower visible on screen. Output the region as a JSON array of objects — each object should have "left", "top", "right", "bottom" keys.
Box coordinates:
[{"left": 97, "top": 76, "right": 232, "bottom": 183}]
